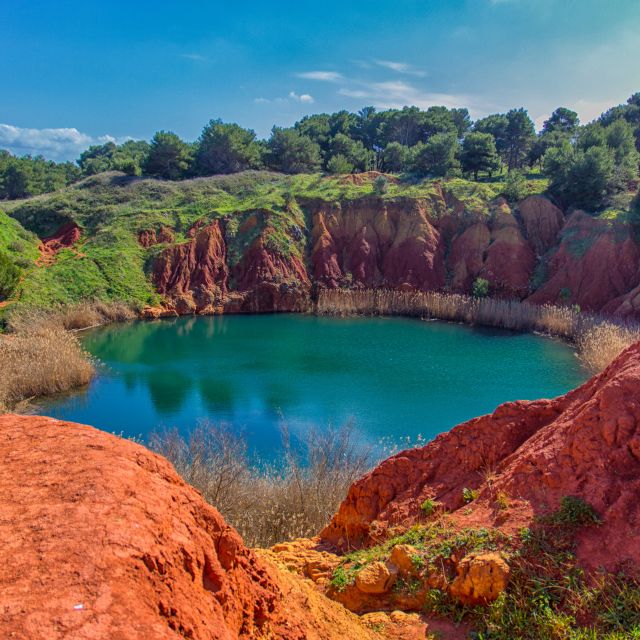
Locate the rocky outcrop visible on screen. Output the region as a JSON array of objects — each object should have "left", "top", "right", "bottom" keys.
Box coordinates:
[
  {"left": 0, "top": 414, "right": 384, "bottom": 640},
  {"left": 309, "top": 196, "right": 446, "bottom": 291},
  {"left": 448, "top": 553, "right": 510, "bottom": 606},
  {"left": 153, "top": 220, "right": 228, "bottom": 314},
  {"left": 37, "top": 221, "right": 82, "bottom": 265},
  {"left": 231, "top": 230, "right": 311, "bottom": 313},
  {"left": 527, "top": 211, "right": 640, "bottom": 313},
  {"left": 138, "top": 226, "right": 175, "bottom": 248},
  {"left": 518, "top": 195, "right": 564, "bottom": 255},
  {"left": 322, "top": 342, "right": 640, "bottom": 573},
  {"left": 143, "top": 191, "right": 640, "bottom": 319}
]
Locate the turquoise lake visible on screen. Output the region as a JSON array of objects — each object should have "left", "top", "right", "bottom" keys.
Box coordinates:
[{"left": 40, "top": 314, "right": 588, "bottom": 458}]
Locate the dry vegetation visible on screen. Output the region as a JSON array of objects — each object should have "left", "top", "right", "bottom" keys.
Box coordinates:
[
  {"left": 316, "top": 289, "right": 640, "bottom": 373},
  {"left": 0, "top": 301, "right": 136, "bottom": 411},
  {"left": 150, "top": 421, "right": 372, "bottom": 548}
]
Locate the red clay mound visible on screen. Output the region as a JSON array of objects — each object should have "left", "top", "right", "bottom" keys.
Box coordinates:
[
  {"left": 322, "top": 343, "right": 640, "bottom": 573},
  {"left": 0, "top": 415, "right": 384, "bottom": 640},
  {"left": 37, "top": 222, "right": 81, "bottom": 265}
]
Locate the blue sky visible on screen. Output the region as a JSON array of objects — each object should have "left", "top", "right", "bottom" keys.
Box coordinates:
[{"left": 2, "top": 0, "right": 640, "bottom": 160}]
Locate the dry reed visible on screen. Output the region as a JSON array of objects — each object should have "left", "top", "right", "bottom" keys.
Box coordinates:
[
  {"left": 150, "top": 420, "right": 372, "bottom": 548},
  {"left": 0, "top": 301, "right": 137, "bottom": 411},
  {"left": 0, "top": 311, "right": 95, "bottom": 411},
  {"left": 316, "top": 289, "right": 640, "bottom": 373}
]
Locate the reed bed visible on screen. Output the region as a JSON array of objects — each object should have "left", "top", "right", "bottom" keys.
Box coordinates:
[
  {"left": 151, "top": 421, "right": 372, "bottom": 548},
  {"left": 0, "top": 301, "right": 137, "bottom": 411},
  {"left": 316, "top": 289, "right": 640, "bottom": 373}
]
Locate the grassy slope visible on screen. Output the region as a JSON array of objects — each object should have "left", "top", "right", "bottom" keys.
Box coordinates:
[{"left": 0, "top": 170, "right": 548, "bottom": 310}]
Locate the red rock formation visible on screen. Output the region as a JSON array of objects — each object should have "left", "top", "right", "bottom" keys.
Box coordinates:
[
  {"left": 231, "top": 229, "right": 311, "bottom": 312},
  {"left": 446, "top": 202, "right": 535, "bottom": 297},
  {"left": 527, "top": 211, "right": 640, "bottom": 313},
  {"left": 138, "top": 226, "right": 175, "bottom": 248},
  {"left": 518, "top": 195, "right": 564, "bottom": 256},
  {"left": 153, "top": 220, "right": 228, "bottom": 313},
  {"left": 38, "top": 221, "right": 82, "bottom": 265},
  {"left": 0, "top": 414, "right": 384, "bottom": 640},
  {"left": 309, "top": 197, "right": 446, "bottom": 291},
  {"left": 322, "top": 342, "right": 640, "bottom": 573},
  {"left": 482, "top": 210, "right": 535, "bottom": 298}
]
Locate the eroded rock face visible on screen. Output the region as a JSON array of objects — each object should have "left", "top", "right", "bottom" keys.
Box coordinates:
[
  {"left": 153, "top": 220, "right": 228, "bottom": 313},
  {"left": 0, "top": 415, "right": 382, "bottom": 640},
  {"left": 140, "top": 188, "right": 640, "bottom": 318},
  {"left": 322, "top": 342, "right": 640, "bottom": 573},
  {"left": 526, "top": 211, "right": 640, "bottom": 313},
  {"left": 138, "top": 226, "right": 175, "bottom": 248},
  {"left": 518, "top": 195, "right": 564, "bottom": 256},
  {"left": 38, "top": 221, "right": 82, "bottom": 265},
  {"left": 309, "top": 196, "right": 446, "bottom": 291}
]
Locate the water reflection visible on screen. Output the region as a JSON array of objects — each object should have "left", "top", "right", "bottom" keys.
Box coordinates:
[{"left": 41, "top": 314, "right": 588, "bottom": 458}]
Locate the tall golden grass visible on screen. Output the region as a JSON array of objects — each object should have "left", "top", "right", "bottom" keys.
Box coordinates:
[
  {"left": 316, "top": 289, "right": 640, "bottom": 373},
  {"left": 151, "top": 420, "right": 372, "bottom": 548},
  {"left": 0, "top": 302, "right": 137, "bottom": 411}
]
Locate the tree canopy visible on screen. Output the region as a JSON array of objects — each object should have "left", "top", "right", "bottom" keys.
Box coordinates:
[{"left": 1, "top": 92, "right": 639, "bottom": 215}]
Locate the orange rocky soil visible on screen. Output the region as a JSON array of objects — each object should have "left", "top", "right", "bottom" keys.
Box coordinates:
[
  {"left": 1, "top": 342, "right": 639, "bottom": 638},
  {"left": 0, "top": 414, "right": 425, "bottom": 640}
]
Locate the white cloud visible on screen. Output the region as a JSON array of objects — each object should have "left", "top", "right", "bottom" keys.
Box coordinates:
[
  {"left": 374, "top": 60, "right": 427, "bottom": 77},
  {"left": 338, "top": 80, "right": 476, "bottom": 112},
  {"left": 295, "top": 70, "right": 344, "bottom": 82},
  {"left": 288, "top": 91, "right": 314, "bottom": 103},
  {"left": 180, "top": 53, "right": 207, "bottom": 62},
  {"left": 255, "top": 91, "right": 315, "bottom": 106},
  {"left": 0, "top": 124, "right": 128, "bottom": 161}
]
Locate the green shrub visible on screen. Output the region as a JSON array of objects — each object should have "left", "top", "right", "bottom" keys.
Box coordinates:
[
  {"left": 472, "top": 277, "right": 490, "bottom": 298},
  {"left": 503, "top": 169, "right": 528, "bottom": 203},
  {"left": 373, "top": 175, "right": 389, "bottom": 195},
  {"left": 421, "top": 498, "right": 436, "bottom": 516},
  {"left": 0, "top": 252, "right": 21, "bottom": 300},
  {"left": 550, "top": 496, "right": 601, "bottom": 527},
  {"left": 462, "top": 487, "right": 480, "bottom": 504}
]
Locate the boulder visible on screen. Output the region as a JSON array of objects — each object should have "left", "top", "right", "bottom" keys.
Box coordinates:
[{"left": 449, "top": 553, "right": 510, "bottom": 605}]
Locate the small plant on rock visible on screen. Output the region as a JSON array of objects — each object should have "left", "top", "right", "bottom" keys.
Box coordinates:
[
  {"left": 462, "top": 487, "right": 480, "bottom": 504},
  {"left": 421, "top": 498, "right": 436, "bottom": 517},
  {"left": 472, "top": 277, "right": 489, "bottom": 298}
]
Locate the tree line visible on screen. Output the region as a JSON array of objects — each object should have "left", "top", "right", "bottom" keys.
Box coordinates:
[{"left": 1, "top": 92, "right": 639, "bottom": 211}]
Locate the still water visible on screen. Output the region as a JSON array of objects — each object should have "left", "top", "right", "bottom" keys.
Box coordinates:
[{"left": 40, "top": 314, "right": 587, "bottom": 458}]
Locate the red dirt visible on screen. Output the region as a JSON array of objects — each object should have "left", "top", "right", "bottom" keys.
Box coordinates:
[
  {"left": 37, "top": 222, "right": 81, "bottom": 265},
  {"left": 322, "top": 342, "right": 640, "bottom": 573},
  {"left": 0, "top": 414, "right": 389, "bottom": 640}
]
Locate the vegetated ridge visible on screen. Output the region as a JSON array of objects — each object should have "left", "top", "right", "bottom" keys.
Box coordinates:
[{"left": 1, "top": 171, "right": 640, "bottom": 322}]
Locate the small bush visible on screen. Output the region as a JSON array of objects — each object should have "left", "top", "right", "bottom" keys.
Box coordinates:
[
  {"left": 151, "top": 420, "right": 372, "bottom": 547},
  {"left": 373, "top": 175, "right": 389, "bottom": 195},
  {"left": 421, "top": 498, "right": 436, "bottom": 516},
  {"left": 503, "top": 169, "right": 528, "bottom": 202},
  {"left": 550, "top": 496, "right": 601, "bottom": 527},
  {"left": 496, "top": 491, "right": 510, "bottom": 510},
  {"left": 463, "top": 487, "right": 480, "bottom": 504},
  {"left": 472, "top": 277, "right": 490, "bottom": 298},
  {"left": 0, "top": 252, "right": 21, "bottom": 301}
]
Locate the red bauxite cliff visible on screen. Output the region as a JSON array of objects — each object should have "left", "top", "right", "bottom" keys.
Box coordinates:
[
  {"left": 141, "top": 190, "right": 640, "bottom": 320},
  {"left": 322, "top": 343, "right": 640, "bottom": 572}
]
